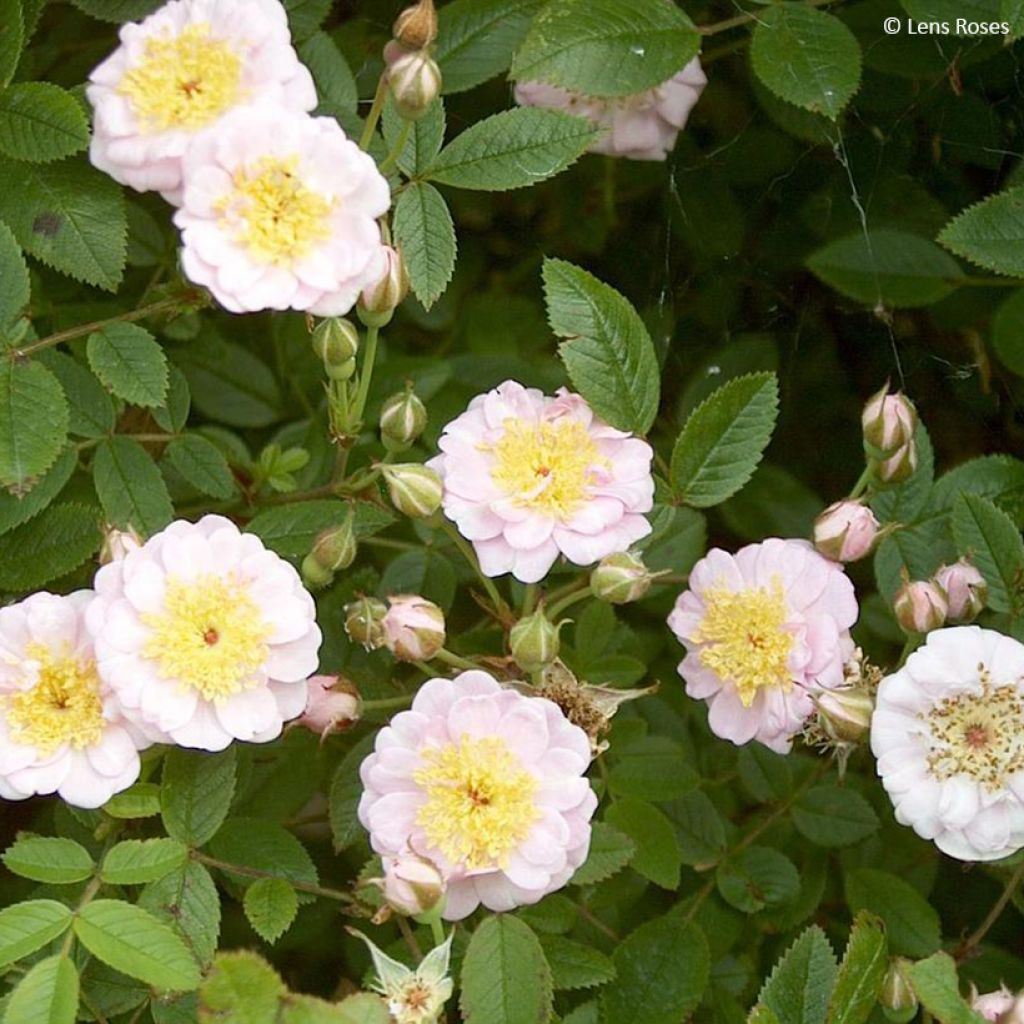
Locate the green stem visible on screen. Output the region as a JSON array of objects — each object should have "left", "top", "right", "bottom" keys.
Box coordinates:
[
  {"left": 63, "top": 875, "right": 103, "bottom": 955},
  {"left": 396, "top": 915, "right": 424, "bottom": 960},
  {"left": 437, "top": 518, "right": 511, "bottom": 618},
  {"left": 352, "top": 325, "right": 380, "bottom": 427},
  {"left": 361, "top": 694, "right": 415, "bottom": 712},
  {"left": 848, "top": 464, "right": 874, "bottom": 501},
  {"left": 359, "top": 76, "right": 390, "bottom": 150},
  {"left": 194, "top": 852, "right": 356, "bottom": 904},
  {"left": 547, "top": 587, "right": 592, "bottom": 620},
  {"left": 434, "top": 648, "right": 480, "bottom": 671},
  {"left": 379, "top": 120, "right": 413, "bottom": 175},
  {"left": 428, "top": 916, "right": 445, "bottom": 948},
  {"left": 522, "top": 583, "right": 538, "bottom": 616},
  {"left": 698, "top": 0, "right": 837, "bottom": 35},
  {"left": 956, "top": 861, "right": 1024, "bottom": 960}
]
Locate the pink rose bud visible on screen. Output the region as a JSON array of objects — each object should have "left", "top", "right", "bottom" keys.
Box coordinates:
[
  {"left": 815, "top": 686, "right": 874, "bottom": 745},
  {"left": 385, "top": 45, "right": 442, "bottom": 121},
  {"left": 972, "top": 987, "right": 1017, "bottom": 1022},
  {"left": 358, "top": 246, "right": 410, "bottom": 325},
  {"left": 298, "top": 675, "right": 360, "bottom": 740},
  {"left": 383, "top": 594, "right": 446, "bottom": 661},
  {"left": 862, "top": 383, "right": 918, "bottom": 456},
  {"left": 375, "top": 852, "right": 446, "bottom": 917},
  {"left": 99, "top": 525, "right": 143, "bottom": 565},
  {"left": 933, "top": 559, "right": 988, "bottom": 623},
  {"left": 813, "top": 500, "right": 881, "bottom": 562},
  {"left": 894, "top": 579, "right": 948, "bottom": 634},
  {"left": 875, "top": 441, "right": 918, "bottom": 485}
]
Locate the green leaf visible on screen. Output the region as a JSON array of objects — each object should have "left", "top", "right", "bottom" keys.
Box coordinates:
[
  {"left": 993, "top": 289, "right": 1024, "bottom": 377},
  {"left": 939, "top": 187, "right": 1024, "bottom": 277},
  {"left": 435, "top": 0, "right": 543, "bottom": 94},
  {"left": 424, "top": 108, "right": 598, "bottom": 191},
  {"left": 608, "top": 737, "right": 698, "bottom": 802},
  {"left": 668, "top": 789, "right": 728, "bottom": 867},
  {"left": 0, "top": 358, "right": 69, "bottom": 491},
  {"left": 199, "top": 951, "right": 285, "bottom": 1024},
  {"left": 393, "top": 182, "right": 457, "bottom": 310},
  {"left": 542, "top": 258, "right": 660, "bottom": 434},
  {"left": 460, "top": 915, "right": 553, "bottom": 1024},
  {"left": 93, "top": 436, "right": 174, "bottom": 537},
  {"left": 283, "top": 0, "right": 330, "bottom": 39},
  {"left": 716, "top": 846, "right": 800, "bottom": 914},
  {"left": 87, "top": 322, "right": 169, "bottom": 408},
  {"left": 604, "top": 798, "right": 681, "bottom": 890},
  {"left": 103, "top": 781, "right": 162, "bottom": 819},
  {"left": 670, "top": 373, "right": 780, "bottom": 508},
  {"left": 844, "top": 869, "right": 940, "bottom": 958},
  {"left": 0, "top": 156, "right": 127, "bottom": 291},
  {"left": 331, "top": 995, "right": 391, "bottom": 1024},
  {"left": 512, "top": 0, "right": 699, "bottom": 97},
  {"left": 907, "top": 953, "right": 988, "bottom": 1024},
  {"left": 0, "top": 83, "right": 89, "bottom": 163},
  {"left": 751, "top": 6, "right": 861, "bottom": 119},
  {"left": 3, "top": 955, "right": 78, "bottom": 1024},
  {"left": 383, "top": 96, "right": 446, "bottom": 178},
  {"left": 161, "top": 747, "right": 237, "bottom": 848},
  {"left": 166, "top": 434, "right": 235, "bottom": 499},
  {"left": 68, "top": 0, "right": 161, "bottom": 21},
  {"left": 827, "top": 912, "right": 887, "bottom": 1024},
  {"left": 0, "top": 502, "right": 101, "bottom": 589},
  {"left": 538, "top": 935, "right": 616, "bottom": 991},
  {"left": 298, "top": 32, "right": 357, "bottom": 117},
  {"left": 601, "top": 915, "right": 709, "bottom": 1024},
  {"left": 243, "top": 878, "right": 298, "bottom": 945},
  {"left": 209, "top": 819, "right": 318, "bottom": 895},
  {"left": 102, "top": 838, "right": 189, "bottom": 885},
  {"left": 737, "top": 745, "right": 793, "bottom": 803},
  {"left": 281, "top": 994, "right": 391, "bottom": 1024},
  {"left": 807, "top": 230, "right": 963, "bottom": 308},
  {"left": 37, "top": 350, "right": 116, "bottom": 438},
  {"left": 3, "top": 835, "right": 94, "bottom": 884},
  {"left": 756, "top": 926, "right": 838, "bottom": 1024},
  {"left": 152, "top": 363, "right": 191, "bottom": 434},
  {"left": 1004, "top": 0, "right": 1024, "bottom": 40},
  {"left": 74, "top": 900, "right": 200, "bottom": 993},
  {"left": 138, "top": 861, "right": 221, "bottom": 967},
  {"left": 248, "top": 500, "right": 393, "bottom": 560},
  {"left": 952, "top": 493, "right": 1024, "bottom": 614},
  {"left": 791, "top": 787, "right": 880, "bottom": 848},
  {"left": 327, "top": 734, "right": 374, "bottom": 852},
  {"left": 0, "top": 445, "right": 75, "bottom": 535},
  {"left": 0, "top": 900, "right": 73, "bottom": 968},
  {"left": 0, "top": 220, "right": 29, "bottom": 331},
  {"left": 0, "top": 0, "right": 23, "bottom": 89}
]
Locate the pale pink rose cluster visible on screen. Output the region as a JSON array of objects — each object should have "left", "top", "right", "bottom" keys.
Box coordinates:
[
  {"left": 87, "top": 0, "right": 391, "bottom": 315},
  {"left": 0, "top": 515, "right": 322, "bottom": 808}
]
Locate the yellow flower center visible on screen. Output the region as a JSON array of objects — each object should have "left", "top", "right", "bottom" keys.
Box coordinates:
[
  {"left": 118, "top": 24, "right": 243, "bottom": 133},
  {"left": 693, "top": 581, "right": 793, "bottom": 706},
  {"left": 488, "top": 419, "right": 607, "bottom": 519},
  {"left": 142, "top": 575, "right": 270, "bottom": 702},
  {"left": 414, "top": 736, "right": 539, "bottom": 870},
  {"left": 5, "top": 644, "right": 105, "bottom": 756},
  {"left": 220, "top": 156, "right": 333, "bottom": 266},
  {"left": 925, "top": 670, "right": 1024, "bottom": 791}
]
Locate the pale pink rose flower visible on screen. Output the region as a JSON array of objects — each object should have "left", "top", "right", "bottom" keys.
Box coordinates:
[
  {"left": 973, "top": 987, "right": 1016, "bottom": 1022},
  {"left": 428, "top": 381, "right": 654, "bottom": 584},
  {"left": 174, "top": 104, "right": 390, "bottom": 315},
  {"left": 0, "top": 592, "right": 148, "bottom": 809},
  {"left": 382, "top": 596, "right": 446, "bottom": 662},
  {"left": 87, "top": 0, "right": 316, "bottom": 204},
  {"left": 86, "top": 515, "right": 321, "bottom": 752},
  {"left": 668, "top": 538, "right": 858, "bottom": 753},
  {"left": 357, "top": 670, "right": 597, "bottom": 920},
  {"left": 812, "top": 499, "right": 880, "bottom": 562},
  {"left": 514, "top": 57, "right": 707, "bottom": 162}
]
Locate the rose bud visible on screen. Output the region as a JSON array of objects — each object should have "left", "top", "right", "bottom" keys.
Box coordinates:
[
  {"left": 862, "top": 383, "right": 917, "bottom": 456},
  {"left": 302, "top": 515, "right": 357, "bottom": 589},
  {"left": 383, "top": 595, "right": 446, "bottom": 662},
  {"left": 813, "top": 500, "right": 881, "bottom": 563},
  {"left": 312, "top": 317, "right": 360, "bottom": 381},
  {"left": 358, "top": 246, "right": 410, "bottom": 327},
  {"left": 893, "top": 579, "right": 948, "bottom": 634},
  {"left": 509, "top": 608, "right": 561, "bottom": 672},
  {"left": 815, "top": 686, "right": 873, "bottom": 745},
  {"left": 971, "top": 986, "right": 1016, "bottom": 1023},
  {"left": 393, "top": 0, "right": 437, "bottom": 49},
  {"left": 99, "top": 524, "right": 143, "bottom": 565},
  {"left": 880, "top": 959, "right": 918, "bottom": 1022},
  {"left": 375, "top": 852, "right": 445, "bottom": 917},
  {"left": 344, "top": 596, "right": 388, "bottom": 651},
  {"left": 386, "top": 47, "right": 442, "bottom": 120},
  {"left": 933, "top": 558, "right": 987, "bottom": 624},
  {"left": 874, "top": 441, "right": 918, "bottom": 485},
  {"left": 298, "top": 675, "right": 360, "bottom": 740},
  {"left": 381, "top": 463, "right": 443, "bottom": 519},
  {"left": 590, "top": 551, "right": 654, "bottom": 604},
  {"left": 380, "top": 386, "right": 427, "bottom": 452}
]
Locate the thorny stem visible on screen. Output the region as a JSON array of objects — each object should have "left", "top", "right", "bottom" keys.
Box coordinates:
[
  {"left": 956, "top": 861, "right": 1024, "bottom": 961},
  {"left": 194, "top": 852, "right": 356, "bottom": 904},
  {"left": 359, "top": 76, "right": 390, "bottom": 150}
]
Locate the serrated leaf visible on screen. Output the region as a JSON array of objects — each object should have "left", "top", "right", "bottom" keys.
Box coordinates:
[
  {"left": 607, "top": 736, "right": 698, "bottom": 802},
  {"left": 511, "top": 0, "right": 699, "bottom": 97},
  {"left": 74, "top": 900, "right": 200, "bottom": 993},
  {"left": 283, "top": 0, "right": 330, "bottom": 39},
  {"left": 792, "top": 787, "right": 880, "bottom": 848},
  {"left": 751, "top": 6, "right": 861, "bottom": 119},
  {"left": 0, "top": 0, "right": 23, "bottom": 89},
  {"left": 424, "top": 108, "right": 597, "bottom": 191},
  {"left": 844, "top": 869, "right": 940, "bottom": 958},
  {"left": 670, "top": 372, "right": 779, "bottom": 507},
  {"left": 68, "top": 0, "right": 161, "bottom": 20},
  {"left": 0, "top": 156, "right": 126, "bottom": 291},
  {"left": 248, "top": 500, "right": 394, "bottom": 560},
  {"left": 605, "top": 798, "right": 681, "bottom": 890},
  {"left": 209, "top": 819, "right": 318, "bottom": 898},
  {"left": 138, "top": 861, "right": 221, "bottom": 967},
  {"left": 199, "top": 950, "right": 285, "bottom": 1024},
  {"left": 0, "top": 900, "right": 73, "bottom": 968},
  {"left": 37, "top": 350, "right": 116, "bottom": 438},
  {"left": 0, "top": 83, "right": 89, "bottom": 163},
  {"left": 243, "top": 878, "right": 298, "bottom": 944},
  {"left": 460, "top": 915, "right": 553, "bottom": 1024},
  {"left": 827, "top": 912, "right": 887, "bottom": 1024},
  {"left": 0, "top": 501, "right": 101, "bottom": 589},
  {"left": 383, "top": 96, "right": 446, "bottom": 177},
  {"left": 543, "top": 258, "right": 660, "bottom": 434},
  {"left": 102, "top": 838, "right": 188, "bottom": 885},
  {"left": 3, "top": 835, "right": 94, "bottom": 884},
  {"left": 93, "top": 436, "right": 173, "bottom": 537},
  {"left": 166, "top": 434, "right": 235, "bottom": 499},
  {"left": 87, "top": 322, "right": 168, "bottom": 407},
  {"left": 298, "top": 31, "right": 357, "bottom": 117},
  {"left": 161, "top": 747, "right": 237, "bottom": 848},
  {"left": 328, "top": 733, "right": 378, "bottom": 852},
  {"left": 393, "top": 183, "right": 456, "bottom": 310},
  {"left": 103, "top": 781, "right": 162, "bottom": 819},
  {"left": 539, "top": 935, "right": 615, "bottom": 991},
  {"left": 907, "top": 953, "right": 988, "bottom": 1024},
  {"left": 757, "top": 926, "right": 838, "bottom": 1024},
  {"left": 0, "top": 446, "right": 75, "bottom": 535},
  {"left": 0, "top": 220, "right": 29, "bottom": 331},
  {"left": 737, "top": 745, "right": 793, "bottom": 803},
  {"left": 153, "top": 363, "right": 191, "bottom": 434},
  {"left": 0, "top": 358, "right": 69, "bottom": 490},
  {"left": 717, "top": 846, "right": 800, "bottom": 914},
  {"left": 3, "top": 955, "right": 78, "bottom": 1024},
  {"left": 667, "top": 789, "right": 728, "bottom": 867},
  {"left": 601, "top": 915, "right": 709, "bottom": 1024},
  {"left": 952, "top": 492, "right": 1024, "bottom": 614},
  {"left": 939, "top": 187, "right": 1024, "bottom": 277}
]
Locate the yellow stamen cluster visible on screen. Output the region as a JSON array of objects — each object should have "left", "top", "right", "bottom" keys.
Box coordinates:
[
  {"left": 488, "top": 419, "right": 606, "bottom": 519},
  {"left": 694, "top": 581, "right": 793, "bottom": 706},
  {"left": 925, "top": 667, "right": 1024, "bottom": 790},
  {"left": 142, "top": 575, "right": 270, "bottom": 702},
  {"left": 6, "top": 644, "right": 105, "bottom": 756},
  {"left": 118, "top": 24, "right": 243, "bottom": 132},
  {"left": 414, "top": 736, "right": 539, "bottom": 870}
]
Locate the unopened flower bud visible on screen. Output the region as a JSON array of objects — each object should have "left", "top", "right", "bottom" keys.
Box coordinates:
[
  {"left": 383, "top": 594, "right": 446, "bottom": 661},
  {"left": 862, "top": 383, "right": 918, "bottom": 456},
  {"left": 971, "top": 986, "right": 1017, "bottom": 1022},
  {"left": 358, "top": 247, "right": 410, "bottom": 326},
  {"left": 509, "top": 609, "right": 561, "bottom": 672},
  {"left": 345, "top": 596, "right": 388, "bottom": 650},
  {"left": 590, "top": 551, "right": 654, "bottom": 604},
  {"left": 815, "top": 687, "right": 873, "bottom": 745},
  {"left": 311, "top": 515, "right": 358, "bottom": 573},
  {"left": 375, "top": 852, "right": 445, "bottom": 917},
  {"left": 381, "top": 463, "right": 443, "bottom": 519},
  {"left": 298, "top": 675, "right": 360, "bottom": 740},
  {"left": 380, "top": 387, "right": 427, "bottom": 452},
  {"left": 386, "top": 47, "right": 442, "bottom": 120},
  {"left": 881, "top": 959, "right": 918, "bottom": 1022},
  {"left": 874, "top": 441, "right": 918, "bottom": 485},
  {"left": 813, "top": 500, "right": 881, "bottom": 562},
  {"left": 393, "top": 0, "right": 437, "bottom": 49},
  {"left": 99, "top": 524, "right": 142, "bottom": 565},
  {"left": 312, "top": 317, "right": 360, "bottom": 380},
  {"left": 894, "top": 579, "right": 947, "bottom": 634},
  {"left": 933, "top": 558, "right": 987, "bottom": 624}
]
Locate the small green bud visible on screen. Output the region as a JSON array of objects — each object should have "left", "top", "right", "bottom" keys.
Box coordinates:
[
  {"left": 381, "top": 463, "right": 443, "bottom": 519},
  {"left": 344, "top": 596, "right": 388, "bottom": 650},
  {"left": 302, "top": 552, "right": 335, "bottom": 591},
  {"left": 509, "top": 608, "right": 562, "bottom": 672},
  {"left": 880, "top": 959, "right": 918, "bottom": 1023},
  {"left": 590, "top": 551, "right": 653, "bottom": 604},
  {"left": 380, "top": 387, "right": 427, "bottom": 452},
  {"left": 312, "top": 318, "right": 360, "bottom": 380},
  {"left": 305, "top": 514, "right": 358, "bottom": 589}
]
